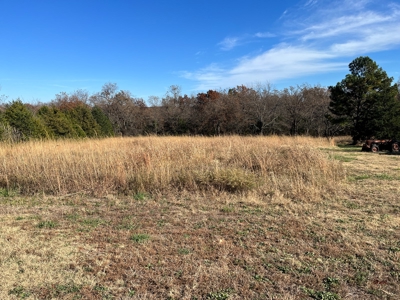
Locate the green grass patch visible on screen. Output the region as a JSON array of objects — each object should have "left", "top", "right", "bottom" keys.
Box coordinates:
[
  {"left": 133, "top": 192, "right": 148, "bottom": 201},
  {"left": 0, "top": 187, "right": 19, "bottom": 197},
  {"left": 337, "top": 145, "right": 361, "bottom": 152},
  {"left": 320, "top": 145, "right": 360, "bottom": 153},
  {"left": 348, "top": 174, "right": 371, "bottom": 181},
  {"left": 331, "top": 154, "right": 357, "bottom": 162},
  {"left": 221, "top": 204, "right": 235, "bottom": 213},
  {"left": 240, "top": 205, "right": 263, "bottom": 215},
  {"left": 388, "top": 246, "right": 400, "bottom": 253},
  {"left": 374, "top": 174, "right": 396, "bottom": 180},
  {"left": 47, "top": 283, "right": 82, "bottom": 298},
  {"left": 37, "top": 220, "right": 57, "bottom": 229},
  {"left": 130, "top": 233, "right": 150, "bottom": 243},
  {"left": 116, "top": 220, "right": 138, "bottom": 230},
  {"left": 80, "top": 218, "right": 105, "bottom": 227},
  {"left": 343, "top": 201, "right": 360, "bottom": 209},
  {"left": 301, "top": 287, "right": 340, "bottom": 300},
  {"left": 65, "top": 213, "right": 80, "bottom": 221},
  {"left": 178, "top": 248, "right": 191, "bottom": 255},
  {"left": 8, "top": 286, "right": 31, "bottom": 299}
]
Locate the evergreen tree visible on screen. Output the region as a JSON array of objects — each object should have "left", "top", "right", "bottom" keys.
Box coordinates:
[
  {"left": 91, "top": 106, "right": 114, "bottom": 136},
  {"left": 328, "top": 56, "right": 399, "bottom": 144},
  {"left": 65, "top": 104, "right": 101, "bottom": 137},
  {"left": 37, "top": 105, "right": 79, "bottom": 138},
  {"left": 4, "top": 100, "right": 49, "bottom": 140}
]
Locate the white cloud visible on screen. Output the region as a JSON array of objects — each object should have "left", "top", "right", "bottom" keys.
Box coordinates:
[
  {"left": 330, "top": 24, "right": 400, "bottom": 55},
  {"left": 279, "top": 10, "right": 288, "bottom": 20},
  {"left": 184, "top": 0, "right": 400, "bottom": 91},
  {"left": 304, "top": 0, "right": 318, "bottom": 7},
  {"left": 254, "top": 32, "right": 275, "bottom": 38},
  {"left": 182, "top": 64, "right": 224, "bottom": 82},
  {"left": 218, "top": 37, "right": 240, "bottom": 51},
  {"left": 185, "top": 45, "right": 345, "bottom": 90},
  {"left": 300, "top": 9, "right": 398, "bottom": 41},
  {"left": 218, "top": 32, "right": 275, "bottom": 51},
  {"left": 346, "top": 0, "right": 373, "bottom": 11},
  {"left": 230, "top": 45, "right": 334, "bottom": 75}
]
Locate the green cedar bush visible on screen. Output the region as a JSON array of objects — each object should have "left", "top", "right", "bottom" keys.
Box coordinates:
[
  {"left": 37, "top": 106, "right": 80, "bottom": 138},
  {"left": 65, "top": 104, "right": 101, "bottom": 137},
  {"left": 4, "top": 100, "right": 49, "bottom": 140},
  {"left": 91, "top": 106, "right": 114, "bottom": 136}
]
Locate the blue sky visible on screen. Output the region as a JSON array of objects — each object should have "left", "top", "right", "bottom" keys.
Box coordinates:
[{"left": 1, "top": 0, "right": 399, "bottom": 103}]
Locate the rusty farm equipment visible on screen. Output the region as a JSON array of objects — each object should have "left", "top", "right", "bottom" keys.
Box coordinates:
[{"left": 362, "top": 139, "right": 400, "bottom": 153}]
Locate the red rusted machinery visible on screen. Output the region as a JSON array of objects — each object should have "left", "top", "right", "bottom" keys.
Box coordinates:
[{"left": 362, "top": 139, "right": 400, "bottom": 153}]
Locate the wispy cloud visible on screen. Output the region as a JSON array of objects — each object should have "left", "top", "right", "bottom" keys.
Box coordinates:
[
  {"left": 218, "top": 32, "right": 275, "bottom": 51},
  {"left": 184, "top": 0, "right": 400, "bottom": 90},
  {"left": 183, "top": 45, "right": 345, "bottom": 90},
  {"left": 304, "top": 0, "right": 318, "bottom": 7},
  {"left": 330, "top": 24, "right": 400, "bottom": 55},
  {"left": 299, "top": 9, "right": 397, "bottom": 41},
  {"left": 254, "top": 32, "right": 275, "bottom": 38},
  {"left": 279, "top": 10, "right": 288, "bottom": 20},
  {"left": 218, "top": 37, "right": 240, "bottom": 51}
]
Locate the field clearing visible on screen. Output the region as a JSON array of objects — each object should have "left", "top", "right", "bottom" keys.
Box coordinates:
[{"left": 0, "top": 136, "right": 399, "bottom": 299}]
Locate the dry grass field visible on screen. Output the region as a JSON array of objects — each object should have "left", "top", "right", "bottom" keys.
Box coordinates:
[{"left": 0, "top": 136, "right": 399, "bottom": 299}]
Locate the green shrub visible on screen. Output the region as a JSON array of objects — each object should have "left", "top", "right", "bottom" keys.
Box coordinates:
[
  {"left": 66, "top": 105, "right": 101, "bottom": 137},
  {"left": 38, "top": 106, "right": 80, "bottom": 138},
  {"left": 91, "top": 106, "right": 114, "bottom": 136},
  {"left": 4, "top": 100, "right": 50, "bottom": 140}
]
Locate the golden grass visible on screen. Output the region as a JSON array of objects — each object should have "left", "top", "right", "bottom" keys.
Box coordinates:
[
  {"left": 2, "top": 136, "right": 399, "bottom": 299},
  {"left": 0, "top": 136, "right": 342, "bottom": 201},
  {"left": 0, "top": 212, "right": 96, "bottom": 299}
]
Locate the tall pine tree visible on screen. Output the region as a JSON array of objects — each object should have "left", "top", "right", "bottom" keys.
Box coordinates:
[{"left": 328, "top": 57, "right": 399, "bottom": 144}]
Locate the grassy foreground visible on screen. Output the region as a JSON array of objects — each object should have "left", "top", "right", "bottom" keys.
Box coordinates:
[{"left": 0, "top": 136, "right": 399, "bottom": 299}]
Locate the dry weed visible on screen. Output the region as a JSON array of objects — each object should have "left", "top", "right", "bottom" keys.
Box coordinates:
[
  {"left": 0, "top": 136, "right": 342, "bottom": 202},
  {"left": 1, "top": 136, "right": 398, "bottom": 299}
]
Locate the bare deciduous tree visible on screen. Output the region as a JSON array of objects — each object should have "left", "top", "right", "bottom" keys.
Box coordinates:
[{"left": 243, "top": 83, "right": 281, "bottom": 135}]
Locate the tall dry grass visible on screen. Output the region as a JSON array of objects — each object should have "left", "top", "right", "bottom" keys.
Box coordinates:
[{"left": 0, "top": 136, "right": 343, "bottom": 200}]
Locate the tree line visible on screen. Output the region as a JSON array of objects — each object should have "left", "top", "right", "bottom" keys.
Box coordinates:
[
  {"left": 0, "top": 83, "right": 335, "bottom": 141},
  {"left": 0, "top": 56, "right": 399, "bottom": 142},
  {"left": 0, "top": 92, "right": 114, "bottom": 142}
]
